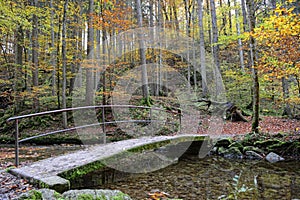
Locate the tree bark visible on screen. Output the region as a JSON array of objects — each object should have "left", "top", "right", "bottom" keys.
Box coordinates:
[
  {"left": 50, "top": 0, "right": 56, "bottom": 97},
  {"left": 62, "top": 0, "right": 69, "bottom": 128},
  {"left": 31, "top": 0, "right": 39, "bottom": 111},
  {"left": 85, "top": 0, "right": 94, "bottom": 105},
  {"left": 241, "top": 0, "right": 248, "bottom": 32},
  {"left": 210, "top": 0, "right": 220, "bottom": 70},
  {"left": 197, "top": 0, "right": 208, "bottom": 97},
  {"left": 14, "top": 27, "right": 24, "bottom": 112},
  {"left": 282, "top": 77, "right": 292, "bottom": 118},
  {"left": 246, "top": 0, "right": 259, "bottom": 133},
  {"left": 227, "top": 0, "right": 232, "bottom": 35},
  {"left": 234, "top": 0, "right": 245, "bottom": 72},
  {"left": 136, "top": 0, "right": 150, "bottom": 104}
]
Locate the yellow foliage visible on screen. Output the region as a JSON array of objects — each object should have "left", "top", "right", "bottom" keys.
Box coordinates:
[{"left": 251, "top": 3, "right": 300, "bottom": 82}]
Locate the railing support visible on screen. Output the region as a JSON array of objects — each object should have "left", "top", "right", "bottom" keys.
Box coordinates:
[{"left": 15, "top": 119, "right": 19, "bottom": 167}]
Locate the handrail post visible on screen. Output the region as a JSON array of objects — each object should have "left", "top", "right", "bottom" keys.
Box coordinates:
[
  {"left": 15, "top": 119, "right": 19, "bottom": 167},
  {"left": 102, "top": 106, "right": 106, "bottom": 144}
]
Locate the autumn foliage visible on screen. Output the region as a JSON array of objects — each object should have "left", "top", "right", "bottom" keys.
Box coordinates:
[{"left": 252, "top": 3, "right": 300, "bottom": 105}]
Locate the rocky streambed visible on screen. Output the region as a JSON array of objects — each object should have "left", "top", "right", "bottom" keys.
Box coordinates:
[{"left": 100, "top": 156, "right": 300, "bottom": 199}]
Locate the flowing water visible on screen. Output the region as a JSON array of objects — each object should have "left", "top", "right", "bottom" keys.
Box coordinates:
[{"left": 98, "top": 156, "right": 300, "bottom": 200}]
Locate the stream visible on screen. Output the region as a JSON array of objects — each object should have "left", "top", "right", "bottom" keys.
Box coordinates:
[{"left": 97, "top": 156, "right": 300, "bottom": 200}]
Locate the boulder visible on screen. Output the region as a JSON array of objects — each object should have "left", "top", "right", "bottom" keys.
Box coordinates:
[
  {"left": 243, "top": 146, "right": 264, "bottom": 154},
  {"left": 18, "top": 189, "right": 132, "bottom": 200},
  {"left": 265, "top": 152, "right": 285, "bottom": 163},
  {"left": 228, "top": 142, "right": 244, "bottom": 151},
  {"left": 215, "top": 138, "right": 232, "bottom": 148},
  {"left": 222, "top": 147, "right": 243, "bottom": 159},
  {"left": 63, "top": 189, "right": 132, "bottom": 200},
  {"left": 245, "top": 151, "right": 264, "bottom": 160}
]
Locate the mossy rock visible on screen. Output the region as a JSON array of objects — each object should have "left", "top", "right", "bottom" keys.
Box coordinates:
[
  {"left": 225, "top": 147, "right": 243, "bottom": 159},
  {"left": 254, "top": 139, "right": 283, "bottom": 149},
  {"left": 17, "top": 189, "right": 62, "bottom": 200},
  {"left": 243, "top": 146, "right": 264, "bottom": 154},
  {"left": 63, "top": 189, "right": 132, "bottom": 200},
  {"left": 228, "top": 142, "right": 244, "bottom": 151},
  {"left": 217, "top": 146, "right": 226, "bottom": 155},
  {"left": 267, "top": 141, "right": 292, "bottom": 152},
  {"left": 18, "top": 189, "right": 132, "bottom": 200},
  {"left": 215, "top": 138, "right": 232, "bottom": 148},
  {"left": 219, "top": 146, "right": 243, "bottom": 159}
]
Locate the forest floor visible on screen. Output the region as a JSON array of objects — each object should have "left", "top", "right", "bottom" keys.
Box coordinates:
[{"left": 0, "top": 116, "right": 299, "bottom": 199}]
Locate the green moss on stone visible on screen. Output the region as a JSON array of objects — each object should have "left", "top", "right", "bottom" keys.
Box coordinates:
[
  {"left": 243, "top": 146, "right": 264, "bottom": 154},
  {"left": 58, "top": 160, "right": 105, "bottom": 181},
  {"left": 254, "top": 139, "right": 282, "bottom": 148},
  {"left": 77, "top": 193, "right": 103, "bottom": 200},
  {"left": 215, "top": 138, "right": 232, "bottom": 148},
  {"left": 112, "top": 192, "right": 131, "bottom": 200},
  {"left": 128, "top": 140, "right": 172, "bottom": 153},
  {"left": 267, "top": 141, "right": 290, "bottom": 152},
  {"left": 228, "top": 142, "right": 244, "bottom": 151},
  {"left": 18, "top": 190, "right": 43, "bottom": 200}
]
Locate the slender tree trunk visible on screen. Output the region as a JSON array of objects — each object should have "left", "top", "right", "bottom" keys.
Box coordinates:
[
  {"left": 75, "top": 3, "right": 84, "bottom": 88},
  {"left": 234, "top": 0, "right": 245, "bottom": 71},
  {"left": 219, "top": 0, "right": 227, "bottom": 35},
  {"left": 56, "top": 22, "right": 61, "bottom": 109},
  {"left": 172, "top": 0, "right": 180, "bottom": 32},
  {"left": 241, "top": 0, "right": 248, "bottom": 32},
  {"left": 136, "top": 0, "right": 150, "bottom": 104},
  {"left": 227, "top": 0, "right": 232, "bottom": 35},
  {"left": 210, "top": 0, "right": 220, "bottom": 70},
  {"left": 197, "top": 0, "right": 208, "bottom": 97},
  {"left": 14, "top": 27, "right": 23, "bottom": 112},
  {"left": 183, "top": 0, "right": 192, "bottom": 37},
  {"left": 282, "top": 77, "right": 292, "bottom": 117},
  {"left": 85, "top": 0, "right": 94, "bottom": 105},
  {"left": 102, "top": 29, "right": 107, "bottom": 105},
  {"left": 206, "top": 0, "right": 211, "bottom": 44},
  {"left": 246, "top": 0, "right": 259, "bottom": 133},
  {"left": 62, "top": 0, "right": 69, "bottom": 128},
  {"left": 31, "top": 0, "right": 39, "bottom": 111},
  {"left": 95, "top": 30, "right": 101, "bottom": 90},
  {"left": 50, "top": 0, "right": 56, "bottom": 97}
]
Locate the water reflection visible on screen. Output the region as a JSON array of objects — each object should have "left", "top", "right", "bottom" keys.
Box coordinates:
[{"left": 100, "top": 156, "right": 300, "bottom": 199}]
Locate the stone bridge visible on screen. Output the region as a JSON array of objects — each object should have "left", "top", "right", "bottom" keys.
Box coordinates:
[{"left": 10, "top": 134, "right": 209, "bottom": 193}]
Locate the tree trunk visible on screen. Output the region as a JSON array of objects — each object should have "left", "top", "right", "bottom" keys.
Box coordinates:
[
  {"left": 205, "top": 0, "right": 211, "bottom": 44},
  {"left": 246, "top": 0, "right": 259, "bottom": 133},
  {"left": 241, "top": 0, "right": 248, "bottom": 32},
  {"left": 172, "top": 0, "right": 180, "bottom": 32},
  {"left": 219, "top": 0, "right": 227, "bottom": 35},
  {"left": 282, "top": 77, "right": 292, "bottom": 118},
  {"left": 62, "top": 0, "right": 69, "bottom": 128},
  {"left": 85, "top": 0, "right": 94, "bottom": 105},
  {"left": 56, "top": 22, "right": 61, "bottom": 109},
  {"left": 136, "top": 0, "right": 150, "bottom": 104},
  {"left": 50, "top": 0, "right": 56, "bottom": 97},
  {"left": 210, "top": 0, "right": 220, "bottom": 70},
  {"left": 102, "top": 29, "right": 107, "bottom": 105},
  {"left": 31, "top": 0, "right": 39, "bottom": 111},
  {"left": 14, "top": 27, "right": 24, "bottom": 112},
  {"left": 183, "top": 0, "right": 192, "bottom": 37},
  {"left": 234, "top": 0, "right": 245, "bottom": 72},
  {"left": 227, "top": 0, "right": 232, "bottom": 35},
  {"left": 197, "top": 0, "right": 208, "bottom": 97}
]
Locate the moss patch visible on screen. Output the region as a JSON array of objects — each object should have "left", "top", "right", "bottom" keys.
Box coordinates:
[{"left": 58, "top": 160, "right": 105, "bottom": 181}]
